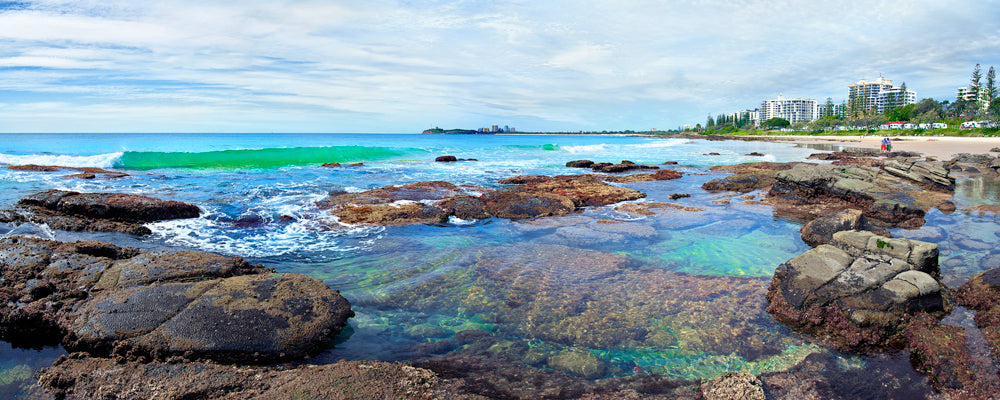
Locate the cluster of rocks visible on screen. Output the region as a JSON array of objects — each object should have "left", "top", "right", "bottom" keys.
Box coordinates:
[
  {"left": 946, "top": 153, "right": 1000, "bottom": 174},
  {"left": 702, "top": 153, "right": 955, "bottom": 229},
  {"left": 316, "top": 170, "right": 683, "bottom": 226},
  {"left": 7, "top": 164, "right": 130, "bottom": 180},
  {"left": 565, "top": 159, "right": 660, "bottom": 173},
  {"left": 0, "top": 189, "right": 201, "bottom": 236}
]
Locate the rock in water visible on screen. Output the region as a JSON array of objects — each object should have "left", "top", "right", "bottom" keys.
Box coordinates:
[
  {"left": 767, "top": 231, "right": 946, "bottom": 352},
  {"left": 0, "top": 190, "right": 200, "bottom": 236}
]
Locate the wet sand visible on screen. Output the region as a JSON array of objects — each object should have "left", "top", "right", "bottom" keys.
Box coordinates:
[{"left": 744, "top": 135, "right": 1000, "bottom": 160}]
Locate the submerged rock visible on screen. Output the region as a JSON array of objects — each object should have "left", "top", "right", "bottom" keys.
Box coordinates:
[
  {"left": 0, "top": 237, "right": 352, "bottom": 363},
  {"left": 767, "top": 231, "right": 946, "bottom": 352},
  {"left": 0, "top": 190, "right": 200, "bottom": 236},
  {"left": 701, "top": 373, "right": 764, "bottom": 400},
  {"left": 547, "top": 349, "right": 607, "bottom": 379}
]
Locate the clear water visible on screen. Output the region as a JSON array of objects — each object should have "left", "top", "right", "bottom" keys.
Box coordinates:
[{"left": 0, "top": 132, "right": 987, "bottom": 397}]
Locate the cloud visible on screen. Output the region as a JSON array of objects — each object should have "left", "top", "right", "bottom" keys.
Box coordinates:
[{"left": 0, "top": 0, "right": 998, "bottom": 132}]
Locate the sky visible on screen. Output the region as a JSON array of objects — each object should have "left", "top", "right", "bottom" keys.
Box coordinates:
[{"left": 0, "top": 0, "right": 998, "bottom": 133}]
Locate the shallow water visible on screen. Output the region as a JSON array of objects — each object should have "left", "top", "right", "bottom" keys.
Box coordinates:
[{"left": 0, "top": 133, "right": 991, "bottom": 398}]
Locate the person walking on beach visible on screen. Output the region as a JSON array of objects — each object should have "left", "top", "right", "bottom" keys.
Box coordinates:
[
  {"left": 885, "top": 137, "right": 892, "bottom": 153},
  {"left": 880, "top": 137, "right": 887, "bottom": 153}
]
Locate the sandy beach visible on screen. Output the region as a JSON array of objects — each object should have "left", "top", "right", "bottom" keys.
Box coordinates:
[{"left": 746, "top": 135, "right": 1000, "bottom": 160}]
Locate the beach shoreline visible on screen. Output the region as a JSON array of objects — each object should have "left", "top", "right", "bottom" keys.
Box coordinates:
[{"left": 736, "top": 134, "right": 1000, "bottom": 160}]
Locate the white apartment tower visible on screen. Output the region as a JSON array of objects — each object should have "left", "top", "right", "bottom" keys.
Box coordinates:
[
  {"left": 758, "top": 95, "right": 818, "bottom": 124},
  {"left": 957, "top": 85, "right": 989, "bottom": 112},
  {"left": 848, "top": 77, "right": 916, "bottom": 114}
]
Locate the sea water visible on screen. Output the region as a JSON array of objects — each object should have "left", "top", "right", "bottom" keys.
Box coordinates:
[{"left": 1, "top": 132, "right": 995, "bottom": 397}]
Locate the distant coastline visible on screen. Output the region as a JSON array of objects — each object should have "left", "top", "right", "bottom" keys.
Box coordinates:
[{"left": 421, "top": 128, "right": 493, "bottom": 135}]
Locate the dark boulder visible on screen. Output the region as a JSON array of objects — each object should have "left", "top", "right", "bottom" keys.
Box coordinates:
[
  {"left": 0, "top": 190, "right": 200, "bottom": 236},
  {"left": 435, "top": 195, "right": 491, "bottom": 220},
  {"left": 0, "top": 237, "right": 353, "bottom": 364},
  {"left": 565, "top": 160, "right": 594, "bottom": 168},
  {"left": 19, "top": 190, "right": 200, "bottom": 223},
  {"left": 435, "top": 155, "right": 458, "bottom": 162}
]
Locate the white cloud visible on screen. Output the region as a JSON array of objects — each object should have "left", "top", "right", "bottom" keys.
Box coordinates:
[{"left": 0, "top": 0, "right": 998, "bottom": 132}]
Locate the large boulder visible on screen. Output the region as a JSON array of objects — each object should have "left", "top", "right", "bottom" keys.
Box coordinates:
[
  {"left": 0, "top": 190, "right": 200, "bottom": 235},
  {"left": 0, "top": 237, "right": 353, "bottom": 363},
  {"left": 767, "top": 231, "right": 946, "bottom": 352}
]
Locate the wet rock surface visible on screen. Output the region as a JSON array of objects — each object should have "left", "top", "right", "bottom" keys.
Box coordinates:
[
  {"left": 0, "top": 190, "right": 200, "bottom": 236},
  {"left": 767, "top": 231, "right": 946, "bottom": 352},
  {"left": 0, "top": 237, "right": 352, "bottom": 363}
]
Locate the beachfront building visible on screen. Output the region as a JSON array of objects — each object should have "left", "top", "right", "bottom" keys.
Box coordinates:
[
  {"left": 957, "top": 85, "right": 990, "bottom": 112},
  {"left": 817, "top": 102, "right": 845, "bottom": 118},
  {"left": 758, "top": 95, "right": 818, "bottom": 124},
  {"left": 848, "top": 77, "right": 916, "bottom": 114},
  {"left": 728, "top": 109, "right": 760, "bottom": 126}
]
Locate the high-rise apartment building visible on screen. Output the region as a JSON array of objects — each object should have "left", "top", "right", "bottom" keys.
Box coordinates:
[
  {"left": 848, "top": 77, "right": 916, "bottom": 114},
  {"left": 758, "top": 95, "right": 818, "bottom": 124},
  {"left": 957, "top": 85, "right": 989, "bottom": 112}
]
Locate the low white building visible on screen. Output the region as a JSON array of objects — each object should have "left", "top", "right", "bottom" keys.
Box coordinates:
[{"left": 961, "top": 120, "right": 998, "bottom": 129}]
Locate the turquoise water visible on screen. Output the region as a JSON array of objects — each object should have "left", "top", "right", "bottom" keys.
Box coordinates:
[{"left": 0, "top": 133, "right": 986, "bottom": 397}]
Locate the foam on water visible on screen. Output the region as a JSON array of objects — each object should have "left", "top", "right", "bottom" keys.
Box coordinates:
[{"left": 0, "top": 152, "right": 123, "bottom": 168}]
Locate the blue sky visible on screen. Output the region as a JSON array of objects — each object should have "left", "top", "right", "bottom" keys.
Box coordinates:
[{"left": 0, "top": 0, "right": 998, "bottom": 133}]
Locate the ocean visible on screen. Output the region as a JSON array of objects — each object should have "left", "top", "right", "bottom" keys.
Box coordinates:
[{"left": 1, "top": 132, "right": 998, "bottom": 398}]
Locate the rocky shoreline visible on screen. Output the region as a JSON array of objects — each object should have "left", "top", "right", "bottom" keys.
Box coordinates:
[{"left": 3, "top": 149, "right": 1000, "bottom": 398}]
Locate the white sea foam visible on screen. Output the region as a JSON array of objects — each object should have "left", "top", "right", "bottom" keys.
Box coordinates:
[
  {"left": 560, "top": 144, "right": 608, "bottom": 153},
  {"left": 146, "top": 192, "right": 385, "bottom": 259},
  {"left": 624, "top": 139, "right": 690, "bottom": 149},
  {"left": 0, "top": 152, "right": 123, "bottom": 169}
]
